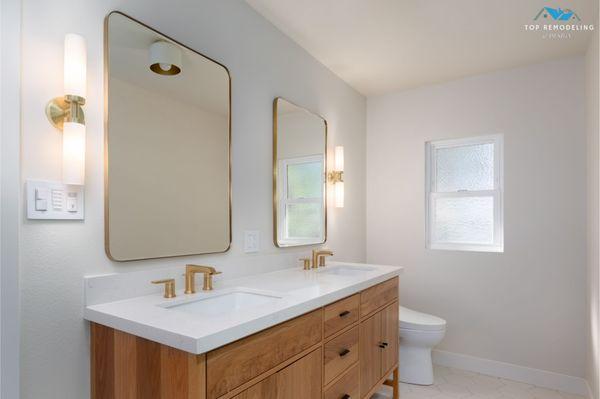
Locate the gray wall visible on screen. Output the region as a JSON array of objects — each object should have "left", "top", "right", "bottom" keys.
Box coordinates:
[
  {"left": 19, "top": 0, "right": 366, "bottom": 397},
  {"left": 366, "top": 58, "right": 587, "bottom": 378}
]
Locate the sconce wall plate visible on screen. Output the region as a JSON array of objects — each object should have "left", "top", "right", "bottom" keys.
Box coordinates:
[
  {"left": 328, "top": 170, "right": 344, "bottom": 184},
  {"left": 45, "top": 95, "right": 85, "bottom": 130}
]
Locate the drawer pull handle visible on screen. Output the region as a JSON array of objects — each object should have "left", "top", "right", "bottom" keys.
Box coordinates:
[
  {"left": 379, "top": 342, "right": 388, "bottom": 349},
  {"left": 339, "top": 310, "right": 350, "bottom": 317},
  {"left": 339, "top": 348, "right": 350, "bottom": 357},
  {"left": 341, "top": 395, "right": 351, "bottom": 399}
]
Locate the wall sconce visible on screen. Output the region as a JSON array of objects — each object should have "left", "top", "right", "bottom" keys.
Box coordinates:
[
  {"left": 328, "top": 146, "right": 344, "bottom": 208},
  {"left": 45, "top": 33, "right": 87, "bottom": 185},
  {"left": 149, "top": 40, "right": 181, "bottom": 76}
]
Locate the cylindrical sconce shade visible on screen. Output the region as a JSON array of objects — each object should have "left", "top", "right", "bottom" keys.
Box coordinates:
[
  {"left": 335, "top": 181, "right": 344, "bottom": 208},
  {"left": 62, "top": 122, "right": 86, "bottom": 185},
  {"left": 149, "top": 41, "right": 182, "bottom": 75},
  {"left": 64, "top": 34, "right": 87, "bottom": 98},
  {"left": 334, "top": 146, "right": 344, "bottom": 171}
]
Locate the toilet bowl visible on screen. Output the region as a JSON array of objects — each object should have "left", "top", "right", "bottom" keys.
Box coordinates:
[{"left": 399, "top": 306, "right": 446, "bottom": 385}]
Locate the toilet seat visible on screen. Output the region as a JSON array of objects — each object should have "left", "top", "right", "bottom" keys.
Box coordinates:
[{"left": 399, "top": 306, "right": 446, "bottom": 331}]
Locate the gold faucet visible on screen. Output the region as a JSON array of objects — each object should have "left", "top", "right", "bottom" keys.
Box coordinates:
[
  {"left": 312, "top": 249, "right": 333, "bottom": 268},
  {"left": 185, "top": 264, "right": 222, "bottom": 293},
  {"left": 151, "top": 278, "right": 176, "bottom": 298}
]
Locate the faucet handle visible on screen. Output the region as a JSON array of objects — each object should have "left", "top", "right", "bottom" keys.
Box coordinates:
[
  {"left": 299, "top": 258, "right": 311, "bottom": 270},
  {"left": 152, "top": 279, "right": 176, "bottom": 298}
]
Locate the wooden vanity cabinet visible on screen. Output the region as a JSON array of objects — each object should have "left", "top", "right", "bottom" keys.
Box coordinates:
[
  {"left": 359, "top": 301, "right": 399, "bottom": 398},
  {"left": 91, "top": 277, "right": 399, "bottom": 399}
]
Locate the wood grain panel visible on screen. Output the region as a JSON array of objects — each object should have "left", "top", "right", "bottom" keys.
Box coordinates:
[
  {"left": 381, "top": 301, "right": 399, "bottom": 374},
  {"left": 323, "top": 294, "right": 359, "bottom": 338},
  {"left": 323, "top": 363, "right": 359, "bottom": 399},
  {"left": 232, "top": 349, "right": 322, "bottom": 399},
  {"left": 90, "top": 323, "right": 206, "bottom": 399},
  {"left": 91, "top": 323, "right": 115, "bottom": 399},
  {"left": 114, "top": 330, "right": 137, "bottom": 399},
  {"left": 206, "top": 309, "right": 323, "bottom": 399},
  {"left": 360, "top": 277, "right": 398, "bottom": 318},
  {"left": 359, "top": 312, "right": 382, "bottom": 398},
  {"left": 135, "top": 337, "right": 161, "bottom": 399},
  {"left": 323, "top": 326, "right": 359, "bottom": 385},
  {"left": 160, "top": 345, "right": 189, "bottom": 399}
]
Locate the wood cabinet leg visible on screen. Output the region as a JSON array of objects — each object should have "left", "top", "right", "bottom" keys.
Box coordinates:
[{"left": 392, "top": 367, "right": 399, "bottom": 399}]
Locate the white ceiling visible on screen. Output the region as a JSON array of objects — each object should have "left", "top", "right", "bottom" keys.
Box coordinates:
[{"left": 246, "top": 0, "right": 598, "bottom": 96}]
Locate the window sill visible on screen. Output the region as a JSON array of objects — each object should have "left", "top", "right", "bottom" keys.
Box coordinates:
[{"left": 428, "top": 243, "right": 504, "bottom": 253}]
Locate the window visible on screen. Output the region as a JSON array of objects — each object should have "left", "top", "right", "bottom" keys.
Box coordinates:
[
  {"left": 426, "top": 135, "right": 503, "bottom": 252},
  {"left": 277, "top": 155, "right": 325, "bottom": 245}
]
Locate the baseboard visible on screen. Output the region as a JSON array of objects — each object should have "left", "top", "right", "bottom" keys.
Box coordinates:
[{"left": 432, "top": 349, "right": 589, "bottom": 396}]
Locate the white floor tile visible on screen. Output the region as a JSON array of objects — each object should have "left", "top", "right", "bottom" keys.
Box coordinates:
[{"left": 374, "top": 366, "right": 586, "bottom": 399}]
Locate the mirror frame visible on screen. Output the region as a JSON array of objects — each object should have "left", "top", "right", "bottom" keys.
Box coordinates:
[
  {"left": 272, "top": 97, "right": 328, "bottom": 248},
  {"left": 103, "top": 11, "right": 232, "bottom": 261}
]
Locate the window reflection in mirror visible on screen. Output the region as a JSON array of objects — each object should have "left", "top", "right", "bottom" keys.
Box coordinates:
[{"left": 274, "top": 98, "right": 327, "bottom": 247}]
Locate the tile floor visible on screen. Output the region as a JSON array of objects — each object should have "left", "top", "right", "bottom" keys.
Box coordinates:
[{"left": 372, "top": 365, "right": 586, "bottom": 399}]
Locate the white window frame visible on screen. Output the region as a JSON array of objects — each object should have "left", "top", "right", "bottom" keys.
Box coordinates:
[
  {"left": 425, "top": 134, "right": 504, "bottom": 253},
  {"left": 277, "top": 154, "right": 325, "bottom": 246}
]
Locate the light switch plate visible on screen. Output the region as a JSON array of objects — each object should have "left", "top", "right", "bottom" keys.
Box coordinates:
[
  {"left": 27, "top": 180, "right": 84, "bottom": 220},
  {"left": 244, "top": 230, "right": 260, "bottom": 253}
]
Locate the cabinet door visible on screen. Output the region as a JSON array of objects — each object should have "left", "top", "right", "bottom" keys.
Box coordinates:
[
  {"left": 233, "top": 348, "right": 322, "bottom": 399},
  {"left": 381, "top": 301, "right": 399, "bottom": 375},
  {"left": 359, "top": 312, "right": 382, "bottom": 397}
]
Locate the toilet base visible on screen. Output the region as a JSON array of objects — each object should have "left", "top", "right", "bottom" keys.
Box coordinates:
[{"left": 399, "top": 345, "right": 434, "bottom": 385}]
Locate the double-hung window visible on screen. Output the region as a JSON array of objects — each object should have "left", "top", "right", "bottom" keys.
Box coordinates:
[
  {"left": 426, "top": 135, "right": 504, "bottom": 252},
  {"left": 277, "top": 155, "right": 325, "bottom": 245}
]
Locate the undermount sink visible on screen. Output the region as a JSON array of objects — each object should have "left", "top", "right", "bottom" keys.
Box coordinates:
[
  {"left": 163, "top": 290, "right": 282, "bottom": 317},
  {"left": 318, "top": 265, "right": 376, "bottom": 276}
]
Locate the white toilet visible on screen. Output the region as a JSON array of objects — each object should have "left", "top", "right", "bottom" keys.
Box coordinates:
[{"left": 398, "top": 306, "right": 446, "bottom": 385}]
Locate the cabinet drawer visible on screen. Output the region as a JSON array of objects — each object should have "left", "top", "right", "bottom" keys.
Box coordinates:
[
  {"left": 324, "top": 363, "right": 359, "bottom": 399},
  {"left": 206, "top": 309, "right": 323, "bottom": 399},
  {"left": 360, "top": 277, "right": 398, "bottom": 318},
  {"left": 233, "top": 348, "right": 322, "bottom": 399},
  {"left": 324, "top": 294, "right": 359, "bottom": 338},
  {"left": 323, "top": 326, "right": 359, "bottom": 385}
]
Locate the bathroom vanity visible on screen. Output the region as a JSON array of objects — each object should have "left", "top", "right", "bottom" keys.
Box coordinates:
[{"left": 85, "top": 262, "right": 402, "bottom": 399}]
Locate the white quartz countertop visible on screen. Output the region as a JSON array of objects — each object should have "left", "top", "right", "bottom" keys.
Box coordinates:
[{"left": 84, "top": 262, "right": 403, "bottom": 354}]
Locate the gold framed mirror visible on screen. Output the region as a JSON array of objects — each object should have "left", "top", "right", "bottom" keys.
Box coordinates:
[
  {"left": 273, "top": 98, "right": 327, "bottom": 247},
  {"left": 104, "top": 12, "right": 231, "bottom": 261}
]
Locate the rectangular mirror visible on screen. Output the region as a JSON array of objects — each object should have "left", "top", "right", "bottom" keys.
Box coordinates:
[
  {"left": 105, "top": 12, "right": 231, "bottom": 261},
  {"left": 273, "top": 98, "right": 327, "bottom": 247}
]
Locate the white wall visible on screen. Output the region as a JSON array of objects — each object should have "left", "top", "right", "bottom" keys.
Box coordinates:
[
  {"left": 1, "top": 0, "right": 21, "bottom": 397},
  {"left": 367, "top": 58, "right": 586, "bottom": 378},
  {"left": 586, "top": 23, "right": 600, "bottom": 399},
  {"left": 19, "top": 0, "right": 366, "bottom": 397}
]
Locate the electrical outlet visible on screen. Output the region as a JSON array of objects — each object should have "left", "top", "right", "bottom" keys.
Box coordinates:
[{"left": 244, "top": 230, "right": 260, "bottom": 253}]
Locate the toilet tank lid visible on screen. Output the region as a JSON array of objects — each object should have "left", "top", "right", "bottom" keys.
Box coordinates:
[{"left": 399, "top": 306, "right": 446, "bottom": 331}]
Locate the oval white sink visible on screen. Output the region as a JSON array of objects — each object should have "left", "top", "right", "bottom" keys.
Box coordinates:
[{"left": 163, "top": 290, "right": 282, "bottom": 317}]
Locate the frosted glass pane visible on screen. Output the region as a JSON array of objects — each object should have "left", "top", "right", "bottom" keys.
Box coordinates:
[
  {"left": 433, "top": 196, "right": 494, "bottom": 244},
  {"left": 286, "top": 203, "right": 322, "bottom": 238},
  {"left": 436, "top": 143, "right": 494, "bottom": 192},
  {"left": 287, "top": 161, "right": 322, "bottom": 199}
]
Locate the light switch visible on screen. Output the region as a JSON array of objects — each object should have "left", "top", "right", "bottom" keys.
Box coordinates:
[
  {"left": 27, "top": 180, "right": 84, "bottom": 220},
  {"left": 35, "top": 188, "right": 49, "bottom": 211},
  {"left": 51, "top": 189, "right": 64, "bottom": 210},
  {"left": 66, "top": 193, "right": 78, "bottom": 212},
  {"left": 244, "top": 230, "right": 260, "bottom": 253}
]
